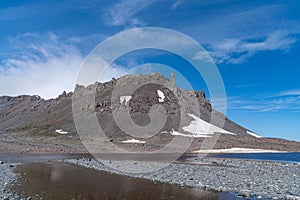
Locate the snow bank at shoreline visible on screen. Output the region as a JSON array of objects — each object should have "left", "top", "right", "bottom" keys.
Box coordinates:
[
  {"left": 192, "top": 147, "right": 284, "bottom": 154},
  {"left": 246, "top": 131, "right": 261, "bottom": 138}
]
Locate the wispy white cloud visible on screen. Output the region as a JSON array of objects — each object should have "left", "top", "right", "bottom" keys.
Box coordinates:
[
  {"left": 67, "top": 33, "right": 108, "bottom": 54},
  {"left": 0, "top": 32, "right": 83, "bottom": 99},
  {"left": 0, "top": 32, "right": 127, "bottom": 99},
  {"left": 279, "top": 89, "right": 300, "bottom": 96},
  {"left": 226, "top": 92, "right": 300, "bottom": 112},
  {"left": 235, "top": 84, "right": 260, "bottom": 88},
  {"left": 192, "top": 51, "right": 213, "bottom": 63},
  {"left": 208, "top": 29, "right": 299, "bottom": 64},
  {"left": 104, "top": 0, "right": 158, "bottom": 27},
  {"left": 171, "top": 0, "right": 183, "bottom": 10},
  {"left": 173, "top": 3, "right": 300, "bottom": 65}
]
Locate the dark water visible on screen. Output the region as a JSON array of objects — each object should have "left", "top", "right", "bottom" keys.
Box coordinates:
[
  {"left": 210, "top": 152, "right": 300, "bottom": 163},
  {"left": 12, "top": 163, "right": 236, "bottom": 200},
  {"left": 0, "top": 153, "right": 91, "bottom": 163}
]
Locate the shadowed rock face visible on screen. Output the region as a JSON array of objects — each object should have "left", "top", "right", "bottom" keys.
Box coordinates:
[{"left": 0, "top": 72, "right": 300, "bottom": 153}]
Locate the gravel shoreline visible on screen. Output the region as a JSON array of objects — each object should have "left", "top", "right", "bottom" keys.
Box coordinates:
[
  {"left": 66, "top": 157, "right": 300, "bottom": 200},
  {"left": 0, "top": 162, "right": 29, "bottom": 200},
  {"left": 1, "top": 157, "right": 299, "bottom": 200}
]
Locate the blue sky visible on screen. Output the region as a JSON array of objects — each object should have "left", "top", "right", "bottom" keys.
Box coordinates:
[{"left": 0, "top": 0, "right": 300, "bottom": 141}]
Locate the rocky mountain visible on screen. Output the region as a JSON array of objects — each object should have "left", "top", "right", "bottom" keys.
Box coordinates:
[{"left": 0, "top": 72, "right": 300, "bottom": 153}]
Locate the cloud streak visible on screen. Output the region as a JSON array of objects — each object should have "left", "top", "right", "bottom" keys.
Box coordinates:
[
  {"left": 208, "top": 29, "right": 299, "bottom": 64},
  {"left": 226, "top": 92, "right": 300, "bottom": 112},
  {"left": 104, "top": 0, "right": 158, "bottom": 27},
  {"left": 171, "top": 0, "right": 183, "bottom": 10},
  {"left": 279, "top": 89, "right": 300, "bottom": 96}
]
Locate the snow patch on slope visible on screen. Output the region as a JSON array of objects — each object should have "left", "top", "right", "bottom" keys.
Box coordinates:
[
  {"left": 120, "top": 96, "right": 132, "bottom": 105},
  {"left": 171, "top": 129, "right": 211, "bottom": 138},
  {"left": 122, "top": 139, "right": 146, "bottom": 144},
  {"left": 157, "top": 90, "right": 165, "bottom": 102},
  {"left": 171, "top": 114, "right": 235, "bottom": 138},
  {"left": 55, "top": 129, "right": 68, "bottom": 135},
  {"left": 247, "top": 131, "right": 261, "bottom": 138}
]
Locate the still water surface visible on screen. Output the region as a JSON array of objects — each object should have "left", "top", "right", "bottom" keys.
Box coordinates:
[
  {"left": 210, "top": 152, "right": 300, "bottom": 163},
  {"left": 13, "top": 162, "right": 236, "bottom": 200}
]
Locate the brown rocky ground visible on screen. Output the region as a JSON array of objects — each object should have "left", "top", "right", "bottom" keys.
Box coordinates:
[
  {"left": 0, "top": 131, "right": 87, "bottom": 154},
  {"left": 1, "top": 130, "right": 299, "bottom": 154}
]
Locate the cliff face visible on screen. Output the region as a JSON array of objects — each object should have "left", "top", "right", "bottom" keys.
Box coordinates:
[
  {"left": 76, "top": 73, "right": 211, "bottom": 114},
  {"left": 0, "top": 72, "right": 300, "bottom": 153}
]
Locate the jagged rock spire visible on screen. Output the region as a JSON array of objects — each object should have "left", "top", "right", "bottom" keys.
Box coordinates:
[{"left": 170, "top": 72, "right": 175, "bottom": 85}]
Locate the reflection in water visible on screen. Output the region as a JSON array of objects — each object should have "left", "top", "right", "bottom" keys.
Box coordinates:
[
  {"left": 50, "top": 166, "right": 63, "bottom": 182},
  {"left": 13, "top": 163, "right": 236, "bottom": 200}
]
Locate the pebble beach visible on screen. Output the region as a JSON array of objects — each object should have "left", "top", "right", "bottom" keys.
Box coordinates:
[{"left": 66, "top": 157, "right": 300, "bottom": 199}]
